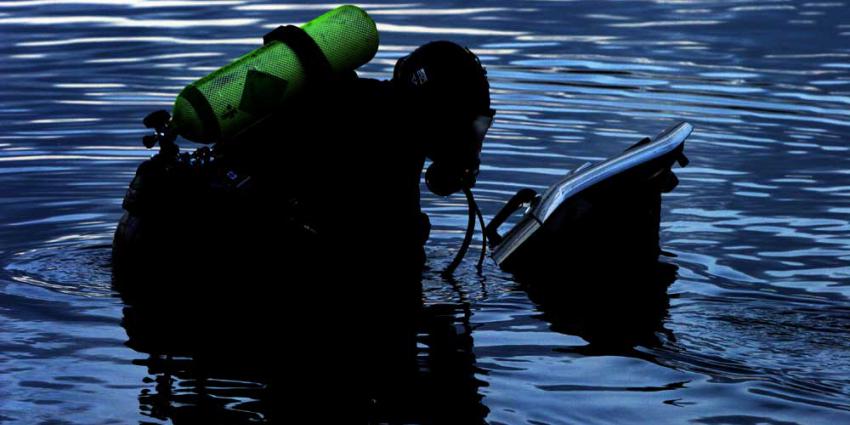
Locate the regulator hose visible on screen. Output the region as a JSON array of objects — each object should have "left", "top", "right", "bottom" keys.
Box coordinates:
[
  {"left": 474, "top": 202, "right": 487, "bottom": 271},
  {"left": 443, "top": 187, "right": 487, "bottom": 276}
]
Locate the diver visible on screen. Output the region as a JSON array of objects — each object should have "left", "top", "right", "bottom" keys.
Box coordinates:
[
  {"left": 114, "top": 40, "right": 493, "bottom": 289},
  {"left": 115, "top": 40, "right": 493, "bottom": 424},
  {"left": 112, "top": 8, "right": 493, "bottom": 414}
]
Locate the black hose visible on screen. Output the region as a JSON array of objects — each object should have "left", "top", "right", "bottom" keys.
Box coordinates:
[
  {"left": 474, "top": 200, "right": 487, "bottom": 272},
  {"left": 442, "top": 187, "right": 478, "bottom": 277}
]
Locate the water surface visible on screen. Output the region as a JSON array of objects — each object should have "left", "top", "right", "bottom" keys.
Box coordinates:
[{"left": 1, "top": 0, "right": 849, "bottom": 423}]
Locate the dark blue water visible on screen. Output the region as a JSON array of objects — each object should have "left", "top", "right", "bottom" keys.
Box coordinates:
[{"left": 1, "top": 1, "right": 849, "bottom": 424}]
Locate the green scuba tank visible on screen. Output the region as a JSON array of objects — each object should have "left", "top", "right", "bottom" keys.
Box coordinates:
[{"left": 171, "top": 5, "right": 379, "bottom": 143}]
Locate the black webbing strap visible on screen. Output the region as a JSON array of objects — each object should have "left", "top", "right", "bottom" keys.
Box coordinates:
[{"left": 263, "top": 25, "right": 333, "bottom": 85}]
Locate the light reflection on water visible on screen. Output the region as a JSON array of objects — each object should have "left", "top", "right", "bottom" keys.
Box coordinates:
[{"left": 1, "top": 0, "right": 850, "bottom": 424}]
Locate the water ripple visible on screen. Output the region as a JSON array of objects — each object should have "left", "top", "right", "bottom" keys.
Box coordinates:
[{"left": 1, "top": 0, "right": 850, "bottom": 423}]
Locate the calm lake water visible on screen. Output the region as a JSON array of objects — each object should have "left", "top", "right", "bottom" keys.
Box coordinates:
[{"left": 2, "top": 1, "right": 849, "bottom": 424}]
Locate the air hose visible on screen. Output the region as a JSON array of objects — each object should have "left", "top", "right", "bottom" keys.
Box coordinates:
[{"left": 442, "top": 187, "right": 487, "bottom": 276}]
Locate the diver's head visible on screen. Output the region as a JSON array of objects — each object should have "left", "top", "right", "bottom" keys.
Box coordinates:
[{"left": 393, "top": 40, "right": 494, "bottom": 196}]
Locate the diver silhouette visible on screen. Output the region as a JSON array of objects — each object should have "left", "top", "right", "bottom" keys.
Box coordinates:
[
  {"left": 111, "top": 7, "right": 492, "bottom": 421},
  {"left": 112, "top": 36, "right": 493, "bottom": 351},
  {"left": 113, "top": 35, "right": 493, "bottom": 283}
]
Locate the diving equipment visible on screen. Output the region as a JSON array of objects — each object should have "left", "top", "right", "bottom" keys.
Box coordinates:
[
  {"left": 441, "top": 187, "right": 488, "bottom": 277},
  {"left": 424, "top": 107, "right": 495, "bottom": 198},
  {"left": 145, "top": 5, "right": 379, "bottom": 147},
  {"left": 424, "top": 159, "right": 480, "bottom": 198},
  {"left": 393, "top": 41, "right": 490, "bottom": 119},
  {"left": 486, "top": 122, "right": 693, "bottom": 275},
  {"left": 394, "top": 41, "right": 492, "bottom": 198}
]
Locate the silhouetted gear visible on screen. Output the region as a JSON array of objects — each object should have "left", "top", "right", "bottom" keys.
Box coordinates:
[
  {"left": 393, "top": 41, "right": 492, "bottom": 198},
  {"left": 393, "top": 40, "right": 490, "bottom": 120}
]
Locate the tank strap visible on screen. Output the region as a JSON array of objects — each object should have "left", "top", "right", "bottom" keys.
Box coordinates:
[
  {"left": 180, "top": 85, "right": 221, "bottom": 142},
  {"left": 263, "top": 25, "right": 333, "bottom": 85}
]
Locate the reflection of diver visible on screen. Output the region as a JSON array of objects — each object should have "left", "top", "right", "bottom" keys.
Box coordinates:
[
  {"left": 116, "top": 279, "right": 488, "bottom": 424},
  {"left": 368, "top": 302, "right": 489, "bottom": 424}
]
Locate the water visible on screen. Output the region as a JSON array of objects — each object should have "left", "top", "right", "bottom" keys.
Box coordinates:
[{"left": 1, "top": 0, "right": 849, "bottom": 423}]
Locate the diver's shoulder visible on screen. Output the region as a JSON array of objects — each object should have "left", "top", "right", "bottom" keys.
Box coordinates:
[
  {"left": 332, "top": 75, "right": 396, "bottom": 111},
  {"left": 343, "top": 74, "right": 393, "bottom": 93}
]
